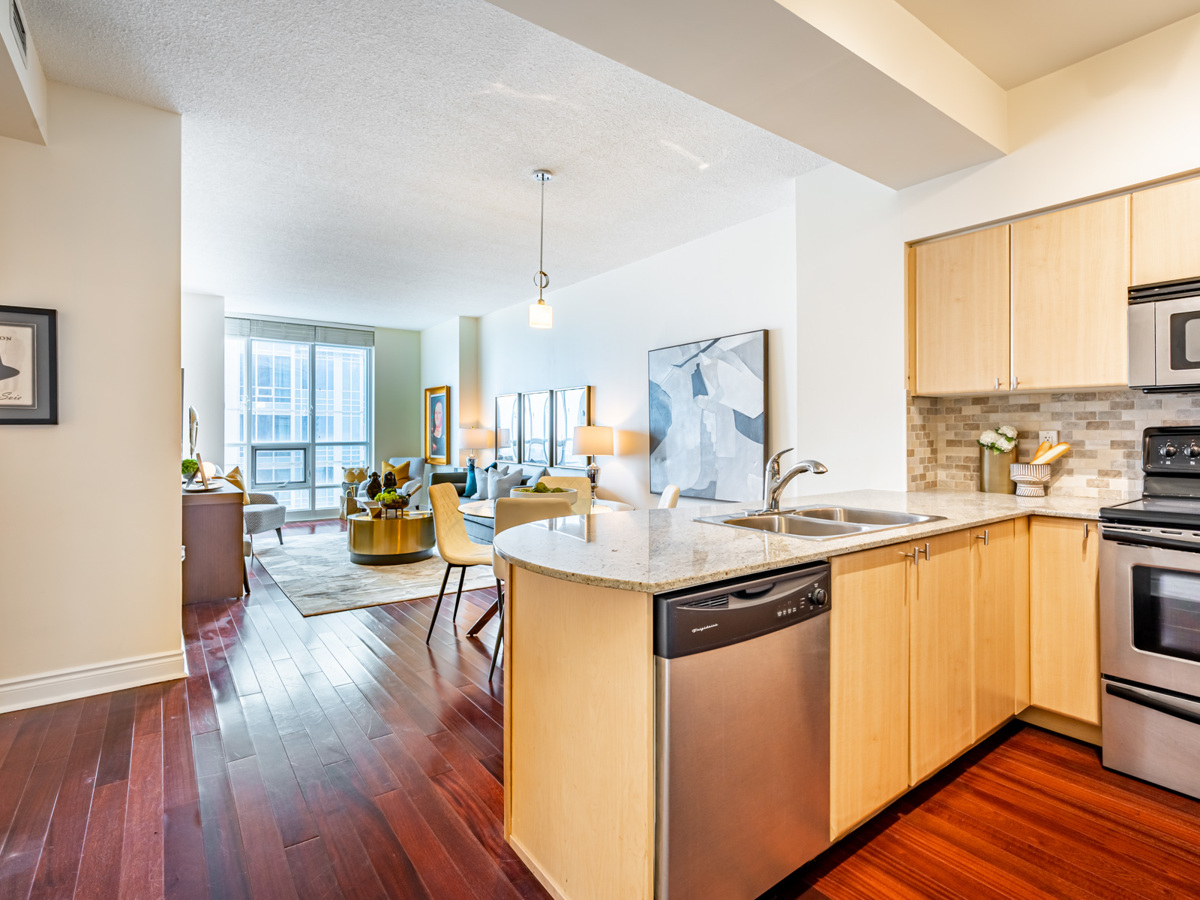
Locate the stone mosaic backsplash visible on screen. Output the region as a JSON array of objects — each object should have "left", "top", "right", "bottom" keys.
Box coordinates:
[{"left": 907, "top": 389, "right": 1200, "bottom": 500}]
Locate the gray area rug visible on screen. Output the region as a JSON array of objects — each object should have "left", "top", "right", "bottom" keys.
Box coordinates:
[{"left": 254, "top": 531, "right": 494, "bottom": 617}]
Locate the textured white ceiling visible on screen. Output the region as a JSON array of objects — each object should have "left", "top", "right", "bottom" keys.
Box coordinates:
[
  {"left": 22, "top": 0, "right": 826, "bottom": 330},
  {"left": 895, "top": 0, "right": 1200, "bottom": 89}
]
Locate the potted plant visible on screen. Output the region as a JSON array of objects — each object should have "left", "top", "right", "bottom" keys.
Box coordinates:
[
  {"left": 977, "top": 426, "right": 1018, "bottom": 494},
  {"left": 374, "top": 487, "right": 414, "bottom": 517},
  {"left": 182, "top": 458, "right": 199, "bottom": 487}
]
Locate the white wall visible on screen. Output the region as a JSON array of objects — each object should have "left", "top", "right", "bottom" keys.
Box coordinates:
[
  {"left": 181, "top": 292, "right": 225, "bottom": 466},
  {"left": 478, "top": 206, "right": 798, "bottom": 509},
  {"left": 0, "top": 82, "right": 183, "bottom": 711},
  {"left": 374, "top": 326, "right": 422, "bottom": 462},
  {"left": 420, "top": 316, "right": 481, "bottom": 468}
]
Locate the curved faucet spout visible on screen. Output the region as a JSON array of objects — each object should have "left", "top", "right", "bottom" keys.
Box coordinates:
[{"left": 761, "top": 451, "right": 828, "bottom": 512}]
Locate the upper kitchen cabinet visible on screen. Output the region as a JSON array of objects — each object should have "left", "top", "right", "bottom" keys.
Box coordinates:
[
  {"left": 914, "top": 225, "right": 1011, "bottom": 395},
  {"left": 1011, "top": 196, "right": 1130, "bottom": 390},
  {"left": 1132, "top": 176, "right": 1200, "bottom": 286}
]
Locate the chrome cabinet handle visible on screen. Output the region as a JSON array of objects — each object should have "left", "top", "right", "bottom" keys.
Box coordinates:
[
  {"left": 976, "top": 529, "right": 989, "bottom": 546},
  {"left": 900, "top": 549, "right": 919, "bottom": 566},
  {"left": 1011, "top": 375, "right": 1019, "bottom": 390},
  {"left": 994, "top": 377, "right": 1000, "bottom": 391},
  {"left": 918, "top": 542, "right": 930, "bottom": 560},
  {"left": 1084, "top": 523, "right": 1090, "bottom": 539}
]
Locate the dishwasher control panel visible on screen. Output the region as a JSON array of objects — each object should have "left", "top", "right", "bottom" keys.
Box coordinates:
[{"left": 654, "top": 562, "right": 830, "bottom": 659}]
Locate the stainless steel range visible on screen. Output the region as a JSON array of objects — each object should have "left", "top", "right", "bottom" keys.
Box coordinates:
[{"left": 1100, "top": 427, "right": 1200, "bottom": 799}]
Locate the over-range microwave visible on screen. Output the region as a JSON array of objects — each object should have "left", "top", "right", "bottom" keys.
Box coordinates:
[{"left": 1129, "top": 277, "right": 1200, "bottom": 391}]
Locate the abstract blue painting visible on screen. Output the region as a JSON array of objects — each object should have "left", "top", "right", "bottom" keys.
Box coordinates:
[{"left": 648, "top": 330, "right": 766, "bottom": 501}]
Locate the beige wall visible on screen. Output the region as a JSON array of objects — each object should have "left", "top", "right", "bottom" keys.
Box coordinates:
[
  {"left": 181, "top": 292, "right": 225, "bottom": 466},
  {"left": 373, "top": 326, "right": 422, "bottom": 463},
  {"left": 0, "top": 82, "right": 183, "bottom": 710},
  {"left": 420, "top": 316, "right": 481, "bottom": 469}
]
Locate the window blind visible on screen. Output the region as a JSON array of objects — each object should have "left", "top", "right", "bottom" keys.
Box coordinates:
[{"left": 224, "top": 317, "right": 374, "bottom": 347}]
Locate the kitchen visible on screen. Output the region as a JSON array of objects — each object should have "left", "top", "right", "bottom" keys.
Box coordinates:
[{"left": 493, "top": 170, "right": 1200, "bottom": 900}]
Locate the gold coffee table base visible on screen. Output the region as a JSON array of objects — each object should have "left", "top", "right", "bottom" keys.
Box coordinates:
[{"left": 347, "top": 512, "right": 435, "bottom": 565}]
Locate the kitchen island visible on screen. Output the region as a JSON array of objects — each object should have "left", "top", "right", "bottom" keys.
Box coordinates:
[{"left": 492, "top": 489, "right": 1113, "bottom": 900}]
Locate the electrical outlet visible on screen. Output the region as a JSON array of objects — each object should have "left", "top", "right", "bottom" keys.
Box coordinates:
[{"left": 1039, "top": 430, "right": 1059, "bottom": 446}]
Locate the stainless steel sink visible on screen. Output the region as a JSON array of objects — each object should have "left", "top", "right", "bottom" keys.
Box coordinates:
[
  {"left": 696, "top": 505, "right": 945, "bottom": 540},
  {"left": 790, "top": 506, "right": 943, "bottom": 527}
]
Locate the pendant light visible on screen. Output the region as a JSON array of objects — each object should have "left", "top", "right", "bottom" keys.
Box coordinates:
[{"left": 529, "top": 169, "right": 554, "bottom": 329}]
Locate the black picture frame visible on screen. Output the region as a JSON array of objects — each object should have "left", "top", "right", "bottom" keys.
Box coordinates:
[
  {"left": 521, "top": 390, "right": 552, "bottom": 466},
  {"left": 0, "top": 305, "right": 58, "bottom": 425},
  {"left": 552, "top": 385, "right": 593, "bottom": 468}
]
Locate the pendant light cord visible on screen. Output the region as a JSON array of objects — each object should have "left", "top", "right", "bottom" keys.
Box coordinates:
[{"left": 538, "top": 175, "right": 546, "bottom": 300}]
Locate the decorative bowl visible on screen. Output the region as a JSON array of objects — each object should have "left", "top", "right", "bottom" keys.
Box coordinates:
[
  {"left": 510, "top": 487, "right": 577, "bottom": 506},
  {"left": 1010, "top": 463, "right": 1052, "bottom": 497}
]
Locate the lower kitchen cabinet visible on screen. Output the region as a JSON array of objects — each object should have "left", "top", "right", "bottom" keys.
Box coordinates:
[
  {"left": 972, "top": 519, "right": 1020, "bottom": 739},
  {"left": 829, "top": 543, "right": 910, "bottom": 840},
  {"left": 908, "top": 530, "right": 974, "bottom": 784},
  {"left": 1030, "top": 516, "right": 1101, "bottom": 724}
]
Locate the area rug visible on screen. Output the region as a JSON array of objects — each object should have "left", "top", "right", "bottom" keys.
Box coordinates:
[{"left": 253, "top": 531, "right": 494, "bottom": 617}]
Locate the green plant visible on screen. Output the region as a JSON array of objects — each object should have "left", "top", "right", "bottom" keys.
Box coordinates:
[
  {"left": 516, "top": 484, "right": 568, "bottom": 493},
  {"left": 181, "top": 458, "right": 199, "bottom": 476}
]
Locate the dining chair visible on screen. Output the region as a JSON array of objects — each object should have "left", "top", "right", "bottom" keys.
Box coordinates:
[
  {"left": 658, "top": 484, "right": 681, "bottom": 509},
  {"left": 490, "top": 495, "right": 573, "bottom": 679},
  {"left": 539, "top": 475, "right": 593, "bottom": 515},
  {"left": 426, "top": 482, "right": 493, "bottom": 644}
]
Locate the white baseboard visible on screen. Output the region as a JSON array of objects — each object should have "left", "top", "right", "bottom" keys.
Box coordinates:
[{"left": 0, "top": 649, "right": 188, "bottom": 714}]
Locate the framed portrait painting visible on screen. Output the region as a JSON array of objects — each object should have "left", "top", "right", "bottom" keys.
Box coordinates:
[
  {"left": 495, "top": 392, "right": 520, "bottom": 463},
  {"left": 0, "top": 305, "right": 58, "bottom": 425},
  {"left": 424, "top": 385, "right": 450, "bottom": 465},
  {"left": 521, "top": 390, "right": 551, "bottom": 466},
  {"left": 552, "top": 385, "right": 592, "bottom": 468}
]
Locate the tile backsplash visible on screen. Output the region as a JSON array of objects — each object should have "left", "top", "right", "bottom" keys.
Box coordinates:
[{"left": 907, "top": 389, "right": 1200, "bottom": 500}]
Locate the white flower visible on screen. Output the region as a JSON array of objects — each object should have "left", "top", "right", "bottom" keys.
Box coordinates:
[
  {"left": 979, "top": 429, "right": 1001, "bottom": 445},
  {"left": 997, "top": 425, "right": 1018, "bottom": 440}
]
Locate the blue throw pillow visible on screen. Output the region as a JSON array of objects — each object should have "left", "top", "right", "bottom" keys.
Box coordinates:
[{"left": 464, "top": 465, "right": 477, "bottom": 498}]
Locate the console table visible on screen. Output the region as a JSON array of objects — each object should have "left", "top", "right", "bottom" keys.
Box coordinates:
[{"left": 182, "top": 483, "right": 245, "bottom": 605}]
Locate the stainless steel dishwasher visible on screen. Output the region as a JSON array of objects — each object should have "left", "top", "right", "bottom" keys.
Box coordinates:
[{"left": 654, "top": 562, "right": 831, "bottom": 900}]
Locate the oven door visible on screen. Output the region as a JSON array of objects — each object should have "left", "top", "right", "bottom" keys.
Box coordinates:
[
  {"left": 1100, "top": 534, "right": 1200, "bottom": 697},
  {"left": 1154, "top": 295, "right": 1200, "bottom": 387}
]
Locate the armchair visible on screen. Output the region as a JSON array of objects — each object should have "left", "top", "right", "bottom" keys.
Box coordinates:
[{"left": 244, "top": 492, "right": 286, "bottom": 547}]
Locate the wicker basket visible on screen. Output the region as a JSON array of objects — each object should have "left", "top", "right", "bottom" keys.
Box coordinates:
[{"left": 1010, "top": 463, "right": 1052, "bottom": 497}]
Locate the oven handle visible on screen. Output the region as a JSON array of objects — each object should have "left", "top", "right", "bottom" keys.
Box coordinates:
[
  {"left": 1106, "top": 683, "right": 1200, "bottom": 728},
  {"left": 1100, "top": 528, "right": 1200, "bottom": 554}
]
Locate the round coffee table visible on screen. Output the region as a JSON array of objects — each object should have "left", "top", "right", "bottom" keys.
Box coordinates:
[{"left": 347, "top": 511, "right": 435, "bottom": 565}]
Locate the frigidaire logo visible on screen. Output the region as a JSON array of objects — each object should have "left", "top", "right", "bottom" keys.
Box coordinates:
[{"left": 691, "top": 624, "right": 718, "bottom": 633}]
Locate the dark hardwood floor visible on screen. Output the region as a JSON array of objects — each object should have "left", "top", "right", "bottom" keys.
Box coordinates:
[{"left": 1, "top": 517, "right": 1199, "bottom": 899}]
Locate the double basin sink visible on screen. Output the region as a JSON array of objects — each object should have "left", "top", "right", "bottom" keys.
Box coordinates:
[{"left": 695, "top": 505, "right": 945, "bottom": 541}]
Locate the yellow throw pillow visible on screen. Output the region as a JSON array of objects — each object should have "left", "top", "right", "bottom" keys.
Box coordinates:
[
  {"left": 342, "top": 466, "right": 369, "bottom": 484},
  {"left": 224, "top": 466, "right": 251, "bottom": 505},
  {"left": 381, "top": 460, "right": 410, "bottom": 484}
]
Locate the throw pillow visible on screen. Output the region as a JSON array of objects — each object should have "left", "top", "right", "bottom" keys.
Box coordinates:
[
  {"left": 341, "top": 466, "right": 368, "bottom": 484},
  {"left": 464, "top": 465, "right": 477, "bottom": 498},
  {"left": 381, "top": 460, "right": 410, "bottom": 484},
  {"left": 475, "top": 465, "right": 506, "bottom": 501},
  {"left": 224, "top": 466, "right": 250, "bottom": 505},
  {"left": 488, "top": 468, "right": 523, "bottom": 501},
  {"left": 524, "top": 467, "right": 548, "bottom": 486}
]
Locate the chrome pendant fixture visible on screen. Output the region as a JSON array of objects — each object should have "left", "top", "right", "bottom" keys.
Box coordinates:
[{"left": 529, "top": 169, "right": 553, "bottom": 329}]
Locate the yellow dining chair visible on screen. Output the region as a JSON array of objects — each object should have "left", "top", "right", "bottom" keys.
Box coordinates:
[
  {"left": 658, "top": 484, "right": 681, "bottom": 509},
  {"left": 426, "top": 482, "right": 493, "bottom": 644},
  {"left": 539, "top": 475, "right": 593, "bottom": 515},
  {"left": 490, "top": 496, "right": 573, "bottom": 679}
]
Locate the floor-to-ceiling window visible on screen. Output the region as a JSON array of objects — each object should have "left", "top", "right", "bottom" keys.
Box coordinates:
[{"left": 224, "top": 318, "right": 372, "bottom": 513}]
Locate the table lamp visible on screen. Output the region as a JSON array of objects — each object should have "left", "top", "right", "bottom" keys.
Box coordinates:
[
  {"left": 460, "top": 427, "right": 492, "bottom": 496},
  {"left": 574, "top": 425, "right": 614, "bottom": 505}
]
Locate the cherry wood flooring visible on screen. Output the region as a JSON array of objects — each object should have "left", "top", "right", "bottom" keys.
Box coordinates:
[{"left": 1, "top": 517, "right": 1199, "bottom": 899}]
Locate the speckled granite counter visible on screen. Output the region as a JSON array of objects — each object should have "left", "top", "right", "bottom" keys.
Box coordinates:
[{"left": 492, "top": 489, "right": 1122, "bottom": 594}]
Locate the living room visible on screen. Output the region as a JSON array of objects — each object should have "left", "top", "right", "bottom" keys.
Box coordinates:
[{"left": 7, "top": 2, "right": 1200, "bottom": 898}]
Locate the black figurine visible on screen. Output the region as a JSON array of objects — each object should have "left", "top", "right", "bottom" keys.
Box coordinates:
[
  {"left": 383, "top": 470, "right": 397, "bottom": 491},
  {"left": 365, "top": 472, "right": 383, "bottom": 499}
]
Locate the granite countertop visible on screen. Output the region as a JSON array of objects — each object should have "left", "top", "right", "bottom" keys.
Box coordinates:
[{"left": 492, "top": 489, "right": 1122, "bottom": 594}]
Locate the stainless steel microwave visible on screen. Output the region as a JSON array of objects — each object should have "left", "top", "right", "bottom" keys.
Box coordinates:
[{"left": 1129, "top": 278, "right": 1200, "bottom": 391}]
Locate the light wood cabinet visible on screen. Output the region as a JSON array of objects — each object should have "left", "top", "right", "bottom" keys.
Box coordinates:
[
  {"left": 914, "top": 225, "right": 1011, "bottom": 395},
  {"left": 970, "top": 520, "right": 1019, "bottom": 740},
  {"left": 908, "top": 531, "right": 974, "bottom": 784},
  {"left": 829, "top": 543, "right": 911, "bottom": 840},
  {"left": 1011, "top": 196, "right": 1131, "bottom": 390},
  {"left": 1029, "top": 516, "right": 1101, "bottom": 725},
  {"left": 1132, "top": 176, "right": 1200, "bottom": 286}
]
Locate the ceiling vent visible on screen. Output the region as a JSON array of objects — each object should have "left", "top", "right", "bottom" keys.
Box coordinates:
[
  {"left": 9, "top": 0, "right": 25, "bottom": 65},
  {"left": 0, "top": 0, "right": 44, "bottom": 143}
]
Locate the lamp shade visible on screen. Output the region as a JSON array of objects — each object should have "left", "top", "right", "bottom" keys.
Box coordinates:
[
  {"left": 529, "top": 301, "right": 553, "bottom": 329},
  {"left": 574, "top": 425, "right": 614, "bottom": 456},
  {"left": 460, "top": 427, "right": 492, "bottom": 451}
]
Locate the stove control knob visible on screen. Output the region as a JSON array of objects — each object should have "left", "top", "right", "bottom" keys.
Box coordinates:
[
  {"left": 1161, "top": 443, "right": 1178, "bottom": 458},
  {"left": 1186, "top": 443, "right": 1200, "bottom": 459},
  {"left": 811, "top": 588, "right": 828, "bottom": 607}
]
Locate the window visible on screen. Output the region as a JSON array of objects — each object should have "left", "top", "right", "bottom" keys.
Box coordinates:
[{"left": 224, "top": 319, "right": 372, "bottom": 513}]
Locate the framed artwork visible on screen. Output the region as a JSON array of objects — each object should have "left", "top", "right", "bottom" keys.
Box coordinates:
[
  {"left": 424, "top": 385, "right": 450, "bottom": 465},
  {"left": 648, "top": 330, "right": 767, "bottom": 501},
  {"left": 552, "top": 385, "right": 593, "bottom": 468},
  {"left": 521, "top": 390, "right": 552, "bottom": 466},
  {"left": 495, "top": 393, "right": 520, "bottom": 463},
  {"left": 0, "top": 305, "right": 57, "bottom": 425}
]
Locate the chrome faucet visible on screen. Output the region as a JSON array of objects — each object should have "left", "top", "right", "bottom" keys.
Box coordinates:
[{"left": 761, "top": 449, "right": 828, "bottom": 513}]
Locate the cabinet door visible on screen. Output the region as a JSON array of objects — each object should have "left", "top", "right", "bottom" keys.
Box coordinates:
[
  {"left": 1029, "top": 517, "right": 1101, "bottom": 725},
  {"left": 1012, "top": 196, "right": 1130, "bottom": 389},
  {"left": 909, "top": 530, "right": 974, "bottom": 784},
  {"left": 971, "top": 520, "right": 1017, "bottom": 739},
  {"left": 830, "top": 544, "right": 911, "bottom": 840},
  {"left": 915, "top": 225, "right": 1011, "bottom": 395},
  {"left": 1133, "top": 177, "right": 1200, "bottom": 285}
]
